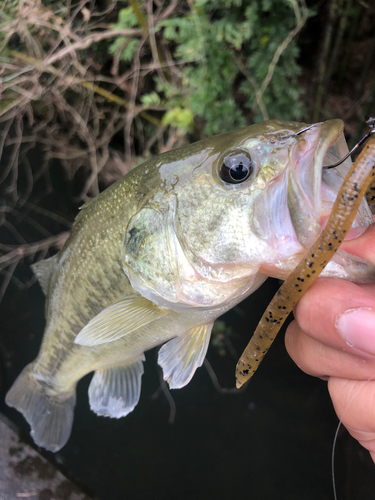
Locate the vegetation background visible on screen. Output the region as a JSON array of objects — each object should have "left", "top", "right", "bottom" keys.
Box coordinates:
[
  {"left": 1, "top": 0, "right": 375, "bottom": 264},
  {"left": 0, "top": 1, "right": 375, "bottom": 499}
]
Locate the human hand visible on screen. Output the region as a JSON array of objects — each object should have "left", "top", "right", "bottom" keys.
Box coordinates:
[{"left": 285, "top": 222, "right": 375, "bottom": 462}]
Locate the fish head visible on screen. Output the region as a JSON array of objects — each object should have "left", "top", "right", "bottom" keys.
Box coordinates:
[{"left": 123, "top": 120, "right": 373, "bottom": 312}]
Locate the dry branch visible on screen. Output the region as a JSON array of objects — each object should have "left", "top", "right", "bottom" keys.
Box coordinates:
[{"left": 0, "top": 232, "right": 70, "bottom": 271}]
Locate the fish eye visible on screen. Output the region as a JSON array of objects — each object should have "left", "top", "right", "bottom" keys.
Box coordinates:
[{"left": 218, "top": 151, "right": 253, "bottom": 184}]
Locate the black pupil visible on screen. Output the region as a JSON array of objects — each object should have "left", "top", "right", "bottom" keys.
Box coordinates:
[
  {"left": 230, "top": 162, "right": 248, "bottom": 181},
  {"left": 220, "top": 152, "right": 253, "bottom": 184}
]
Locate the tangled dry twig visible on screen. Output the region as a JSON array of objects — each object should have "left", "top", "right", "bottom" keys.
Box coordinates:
[{"left": 0, "top": 0, "right": 188, "bottom": 298}]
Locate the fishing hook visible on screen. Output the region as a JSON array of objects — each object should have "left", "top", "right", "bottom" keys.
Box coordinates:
[
  {"left": 294, "top": 118, "right": 375, "bottom": 170},
  {"left": 279, "top": 123, "right": 321, "bottom": 141},
  {"left": 323, "top": 118, "right": 375, "bottom": 169},
  {"left": 322, "top": 117, "right": 375, "bottom": 169},
  {"left": 295, "top": 123, "right": 321, "bottom": 136}
]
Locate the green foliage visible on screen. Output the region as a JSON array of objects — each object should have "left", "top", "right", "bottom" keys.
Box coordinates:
[
  {"left": 0, "top": 0, "right": 310, "bottom": 199},
  {"left": 149, "top": 0, "right": 308, "bottom": 135},
  {"left": 109, "top": 6, "right": 140, "bottom": 62},
  {"left": 116, "top": 6, "right": 139, "bottom": 28},
  {"left": 110, "top": 37, "right": 139, "bottom": 62},
  {"left": 162, "top": 107, "right": 194, "bottom": 133},
  {"left": 141, "top": 91, "right": 161, "bottom": 107}
]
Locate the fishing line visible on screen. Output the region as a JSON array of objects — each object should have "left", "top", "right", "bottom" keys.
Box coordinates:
[
  {"left": 331, "top": 375, "right": 375, "bottom": 500},
  {"left": 332, "top": 419, "right": 341, "bottom": 500}
]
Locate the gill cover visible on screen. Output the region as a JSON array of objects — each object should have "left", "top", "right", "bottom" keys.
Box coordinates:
[
  {"left": 122, "top": 196, "right": 187, "bottom": 310},
  {"left": 122, "top": 196, "right": 255, "bottom": 311}
]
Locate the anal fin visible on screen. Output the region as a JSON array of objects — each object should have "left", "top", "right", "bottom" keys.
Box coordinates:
[
  {"left": 158, "top": 322, "right": 213, "bottom": 389},
  {"left": 89, "top": 356, "right": 145, "bottom": 418}
]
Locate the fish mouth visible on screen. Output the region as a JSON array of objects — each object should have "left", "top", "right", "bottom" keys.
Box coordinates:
[{"left": 288, "top": 119, "right": 373, "bottom": 249}]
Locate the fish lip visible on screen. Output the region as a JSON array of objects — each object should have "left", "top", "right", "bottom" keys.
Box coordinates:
[
  {"left": 295, "top": 118, "right": 373, "bottom": 244},
  {"left": 317, "top": 120, "right": 373, "bottom": 226},
  {"left": 312, "top": 119, "right": 345, "bottom": 213},
  {"left": 288, "top": 119, "right": 345, "bottom": 248}
]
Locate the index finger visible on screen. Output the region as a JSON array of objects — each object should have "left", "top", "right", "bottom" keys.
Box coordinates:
[
  {"left": 340, "top": 220, "right": 375, "bottom": 266},
  {"left": 292, "top": 222, "right": 375, "bottom": 355}
]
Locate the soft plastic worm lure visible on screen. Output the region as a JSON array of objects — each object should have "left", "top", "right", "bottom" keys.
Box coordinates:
[{"left": 236, "top": 124, "right": 375, "bottom": 389}]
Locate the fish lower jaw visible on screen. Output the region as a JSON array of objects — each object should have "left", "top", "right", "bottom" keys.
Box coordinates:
[
  {"left": 259, "top": 256, "right": 304, "bottom": 280},
  {"left": 260, "top": 245, "right": 375, "bottom": 283},
  {"left": 260, "top": 207, "right": 372, "bottom": 281}
]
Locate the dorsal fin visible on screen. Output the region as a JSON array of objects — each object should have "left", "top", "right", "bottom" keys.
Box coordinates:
[
  {"left": 31, "top": 255, "right": 57, "bottom": 295},
  {"left": 74, "top": 197, "right": 96, "bottom": 225}
]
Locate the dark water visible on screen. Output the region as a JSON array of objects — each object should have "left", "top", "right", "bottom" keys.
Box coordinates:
[{"left": 1, "top": 159, "right": 375, "bottom": 500}]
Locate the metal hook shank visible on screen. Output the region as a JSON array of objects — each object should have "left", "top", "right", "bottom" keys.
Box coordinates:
[{"left": 323, "top": 129, "right": 375, "bottom": 169}]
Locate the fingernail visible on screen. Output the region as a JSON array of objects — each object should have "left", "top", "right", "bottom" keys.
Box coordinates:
[{"left": 336, "top": 307, "right": 375, "bottom": 355}]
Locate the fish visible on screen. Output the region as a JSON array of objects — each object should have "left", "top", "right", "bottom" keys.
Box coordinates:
[{"left": 6, "top": 119, "right": 375, "bottom": 452}]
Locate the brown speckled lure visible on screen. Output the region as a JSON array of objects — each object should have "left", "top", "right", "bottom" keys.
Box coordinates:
[{"left": 236, "top": 126, "right": 375, "bottom": 389}]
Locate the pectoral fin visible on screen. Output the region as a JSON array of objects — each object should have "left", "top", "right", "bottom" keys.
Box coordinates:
[
  {"left": 75, "top": 295, "right": 169, "bottom": 346},
  {"left": 158, "top": 322, "right": 213, "bottom": 389},
  {"left": 89, "top": 356, "right": 145, "bottom": 418}
]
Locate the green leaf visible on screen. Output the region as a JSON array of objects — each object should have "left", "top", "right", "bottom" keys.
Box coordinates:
[
  {"left": 162, "top": 107, "right": 194, "bottom": 132},
  {"left": 141, "top": 92, "right": 161, "bottom": 107},
  {"left": 113, "top": 7, "right": 139, "bottom": 30}
]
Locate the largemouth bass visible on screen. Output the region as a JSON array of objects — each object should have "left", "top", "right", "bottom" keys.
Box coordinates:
[{"left": 6, "top": 119, "right": 375, "bottom": 452}]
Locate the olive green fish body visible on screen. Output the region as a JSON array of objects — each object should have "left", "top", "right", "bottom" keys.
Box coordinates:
[
  {"left": 6, "top": 120, "right": 375, "bottom": 451},
  {"left": 27, "top": 161, "right": 205, "bottom": 391}
]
